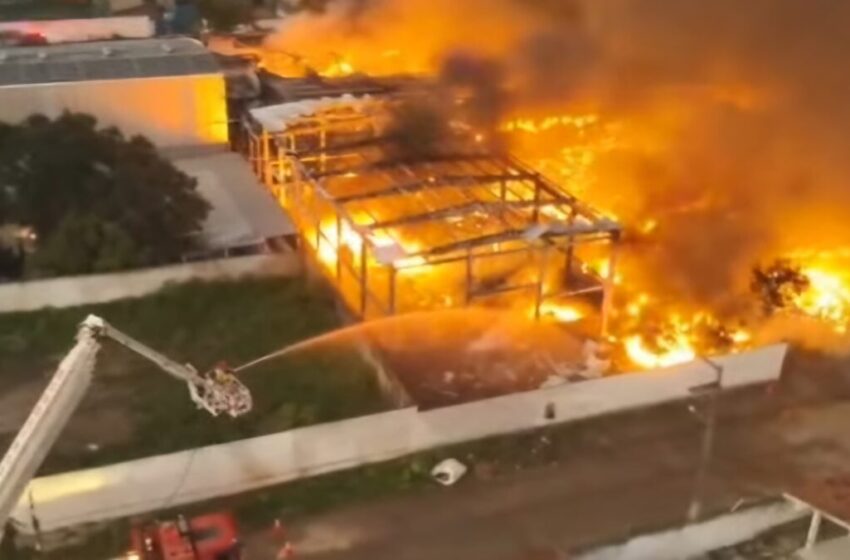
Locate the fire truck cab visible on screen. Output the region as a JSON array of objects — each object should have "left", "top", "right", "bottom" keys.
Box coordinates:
[{"left": 127, "top": 512, "right": 243, "bottom": 560}]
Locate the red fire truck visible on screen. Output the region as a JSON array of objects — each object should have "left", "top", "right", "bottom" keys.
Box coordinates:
[{"left": 126, "top": 512, "right": 243, "bottom": 560}]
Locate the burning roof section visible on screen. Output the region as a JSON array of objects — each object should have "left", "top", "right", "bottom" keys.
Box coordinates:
[
  {"left": 259, "top": 72, "right": 420, "bottom": 104},
  {"left": 244, "top": 88, "right": 621, "bottom": 330}
]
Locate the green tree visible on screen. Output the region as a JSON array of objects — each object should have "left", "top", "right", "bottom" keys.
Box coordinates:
[
  {"left": 0, "top": 113, "right": 210, "bottom": 278},
  {"left": 25, "top": 214, "right": 139, "bottom": 277}
]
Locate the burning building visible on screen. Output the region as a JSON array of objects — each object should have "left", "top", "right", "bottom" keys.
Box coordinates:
[
  {"left": 210, "top": 0, "right": 850, "bottom": 374},
  {"left": 241, "top": 78, "right": 621, "bottom": 335}
]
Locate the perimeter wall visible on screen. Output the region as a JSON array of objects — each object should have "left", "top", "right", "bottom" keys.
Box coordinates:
[{"left": 11, "top": 344, "right": 787, "bottom": 532}]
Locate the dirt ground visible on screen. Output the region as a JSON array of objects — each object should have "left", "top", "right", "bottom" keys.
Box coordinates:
[
  {"left": 242, "top": 349, "right": 850, "bottom": 559},
  {"left": 361, "top": 308, "right": 596, "bottom": 408},
  {"left": 0, "top": 352, "right": 142, "bottom": 458}
]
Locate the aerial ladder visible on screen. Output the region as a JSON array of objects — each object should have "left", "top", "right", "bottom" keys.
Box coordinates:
[{"left": 0, "top": 315, "right": 253, "bottom": 531}]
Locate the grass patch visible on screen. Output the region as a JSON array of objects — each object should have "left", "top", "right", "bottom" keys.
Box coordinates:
[{"left": 0, "top": 277, "right": 388, "bottom": 473}]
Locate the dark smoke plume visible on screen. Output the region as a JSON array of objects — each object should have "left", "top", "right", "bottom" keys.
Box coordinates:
[
  {"left": 383, "top": 99, "right": 451, "bottom": 161},
  {"left": 439, "top": 52, "right": 508, "bottom": 132}
]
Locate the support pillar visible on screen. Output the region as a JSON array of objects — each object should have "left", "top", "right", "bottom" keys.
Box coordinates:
[
  {"left": 564, "top": 209, "right": 577, "bottom": 286},
  {"left": 360, "top": 246, "right": 368, "bottom": 316},
  {"left": 388, "top": 266, "right": 397, "bottom": 315},
  {"left": 600, "top": 233, "right": 620, "bottom": 338},
  {"left": 335, "top": 216, "right": 342, "bottom": 280},
  {"left": 275, "top": 144, "right": 285, "bottom": 198},
  {"left": 319, "top": 116, "right": 327, "bottom": 175},
  {"left": 261, "top": 131, "right": 271, "bottom": 184},
  {"left": 534, "top": 245, "right": 549, "bottom": 320},
  {"left": 531, "top": 179, "right": 541, "bottom": 222},
  {"left": 806, "top": 511, "right": 822, "bottom": 549},
  {"left": 465, "top": 250, "right": 474, "bottom": 304}
]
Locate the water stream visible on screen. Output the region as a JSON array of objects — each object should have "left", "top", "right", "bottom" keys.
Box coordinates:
[
  {"left": 232, "top": 309, "right": 478, "bottom": 373},
  {"left": 233, "top": 307, "right": 583, "bottom": 372}
]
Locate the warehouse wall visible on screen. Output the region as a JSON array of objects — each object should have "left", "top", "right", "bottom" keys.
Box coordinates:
[
  {"left": 577, "top": 500, "right": 806, "bottom": 560},
  {"left": 0, "top": 17, "right": 153, "bottom": 43},
  {"left": 0, "top": 254, "right": 301, "bottom": 312},
  {"left": 0, "top": 74, "right": 228, "bottom": 147},
  {"left": 10, "top": 344, "right": 788, "bottom": 532}
]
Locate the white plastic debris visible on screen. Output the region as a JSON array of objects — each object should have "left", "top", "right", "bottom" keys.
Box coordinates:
[
  {"left": 582, "top": 339, "right": 611, "bottom": 377},
  {"left": 539, "top": 375, "right": 568, "bottom": 389},
  {"left": 431, "top": 458, "right": 468, "bottom": 486}
]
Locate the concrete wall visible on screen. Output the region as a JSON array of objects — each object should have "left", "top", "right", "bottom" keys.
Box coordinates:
[
  {"left": 577, "top": 500, "right": 806, "bottom": 560},
  {"left": 0, "top": 74, "right": 228, "bottom": 147},
  {"left": 415, "top": 343, "right": 786, "bottom": 446},
  {"left": 0, "top": 254, "right": 301, "bottom": 313},
  {"left": 10, "top": 344, "right": 787, "bottom": 532},
  {"left": 0, "top": 18, "right": 153, "bottom": 43}
]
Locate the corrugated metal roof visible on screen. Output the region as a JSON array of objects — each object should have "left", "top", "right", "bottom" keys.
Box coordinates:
[
  {"left": 0, "top": 37, "right": 220, "bottom": 86},
  {"left": 170, "top": 148, "right": 295, "bottom": 247}
]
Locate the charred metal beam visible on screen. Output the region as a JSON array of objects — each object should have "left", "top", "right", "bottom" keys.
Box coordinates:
[
  {"left": 424, "top": 229, "right": 527, "bottom": 256},
  {"left": 469, "top": 282, "right": 540, "bottom": 299},
  {"left": 369, "top": 200, "right": 554, "bottom": 230},
  {"left": 333, "top": 173, "right": 536, "bottom": 204},
  {"left": 503, "top": 154, "right": 614, "bottom": 220},
  {"left": 291, "top": 136, "right": 392, "bottom": 157},
  {"left": 422, "top": 225, "right": 618, "bottom": 257},
  {"left": 311, "top": 152, "right": 501, "bottom": 179}
]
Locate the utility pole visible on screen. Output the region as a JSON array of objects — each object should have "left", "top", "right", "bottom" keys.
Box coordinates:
[{"left": 686, "top": 356, "right": 724, "bottom": 523}]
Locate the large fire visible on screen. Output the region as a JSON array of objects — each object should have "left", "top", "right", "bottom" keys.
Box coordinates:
[
  {"left": 224, "top": 0, "right": 850, "bottom": 370},
  {"left": 313, "top": 214, "right": 424, "bottom": 272},
  {"left": 499, "top": 110, "right": 850, "bottom": 366},
  {"left": 792, "top": 268, "right": 850, "bottom": 333},
  {"left": 753, "top": 261, "right": 850, "bottom": 336}
]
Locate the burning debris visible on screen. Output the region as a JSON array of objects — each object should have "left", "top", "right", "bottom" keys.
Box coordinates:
[
  {"left": 752, "top": 260, "right": 850, "bottom": 335},
  {"left": 752, "top": 260, "right": 811, "bottom": 315}
]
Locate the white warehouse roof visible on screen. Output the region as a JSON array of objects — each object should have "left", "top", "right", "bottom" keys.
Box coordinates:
[
  {"left": 0, "top": 37, "right": 220, "bottom": 87},
  {"left": 170, "top": 148, "right": 295, "bottom": 248}
]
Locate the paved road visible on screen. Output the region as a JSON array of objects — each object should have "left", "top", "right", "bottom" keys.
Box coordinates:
[{"left": 245, "top": 360, "right": 850, "bottom": 559}]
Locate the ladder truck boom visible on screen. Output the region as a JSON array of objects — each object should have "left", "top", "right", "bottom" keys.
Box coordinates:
[{"left": 0, "top": 315, "right": 252, "bottom": 530}]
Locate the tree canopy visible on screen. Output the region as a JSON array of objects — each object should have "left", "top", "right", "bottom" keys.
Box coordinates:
[
  {"left": 0, "top": 113, "right": 210, "bottom": 278},
  {"left": 199, "top": 0, "right": 252, "bottom": 31}
]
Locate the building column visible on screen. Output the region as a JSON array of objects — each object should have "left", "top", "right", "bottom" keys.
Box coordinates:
[
  {"left": 806, "top": 511, "right": 823, "bottom": 549},
  {"left": 600, "top": 233, "right": 620, "bottom": 338}
]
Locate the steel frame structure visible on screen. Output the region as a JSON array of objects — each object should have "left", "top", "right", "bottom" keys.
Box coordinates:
[{"left": 243, "top": 98, "right": 621, "bottom": 333}]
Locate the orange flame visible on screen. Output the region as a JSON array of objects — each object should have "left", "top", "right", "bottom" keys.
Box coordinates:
[
  {"left": 219, "top": 4, "right": 850, "bottom": 369},
  {"left": 538, "top": 302, "right": 584, "bottom": 323},
  {"left": 624, "top": 334, "right": 696, "bottom": 369},
  {"left": 793, "top": 266, "right": 850, "bottom": 334}
]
